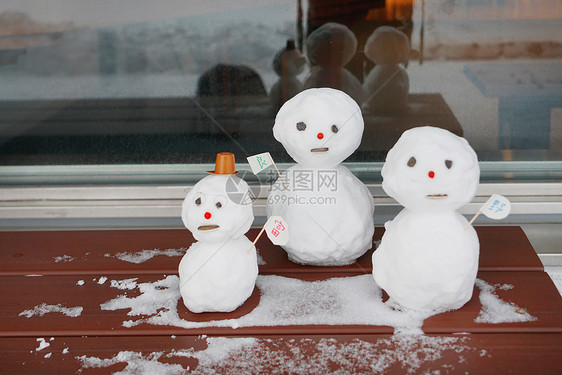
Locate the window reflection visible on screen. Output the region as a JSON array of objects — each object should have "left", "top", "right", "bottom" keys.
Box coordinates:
[{"left": 0, "top": 0, "right": 560, "bottom": 166}]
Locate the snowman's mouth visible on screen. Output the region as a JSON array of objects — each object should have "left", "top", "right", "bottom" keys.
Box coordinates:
[
  {"left": 198, "top": 225, "right": 220, "bottom": 231},
  {"left": 311, "top": 147, "right": 329, "bottom": 153},
  {"left": 426, "top": 194, "right": 448, "bottom": 199}
]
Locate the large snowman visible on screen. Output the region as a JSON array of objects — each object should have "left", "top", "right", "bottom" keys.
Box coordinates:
[
  {"left": 372, "top": 126, "right": 480, "bottom": 311},
  {"left": 179, "top": 153, "right": 258, "bottom": 313},
  {"left": 267, "top": 88, "right": 374, "bottom": 265}
]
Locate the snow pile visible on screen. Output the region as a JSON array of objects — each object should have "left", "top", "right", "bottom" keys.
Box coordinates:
[
  {"left": 110, "top": 278, "right": 139, "bottom": 290},
  {"left": 77, "top": 351, "right": 187, "bottom": 375},
  {"left": 256, "top": 250, "right": 266, "bottom": 266},
  {"left": 100, "top": 274, "right": 537, "bottom": 331},
  {"left": 77, "top": 335, "right": 476, "bottom": 374},
  {"left": 101, "top": 276, "right": 180, "bottom": 319},
  {"left": 474, "top": 279, "right": 536, "bottom": 324},
  {"left": 35, "top": 338, "right": 50, "bottom": 351},
  {"left": 545, "top": 267, "right": 562, "bottom": 297},
  {"left": 101, "top": 275, "right": 436, "bottom": 332},
  {"left": 53, "top": 255, "right": 75, "bottom": 263},
  {"left": 19, "top": 303, "right": 83, "bottom": 318},
  {"left": 106, "top": 248, "right": 186, "bottom": 264}
]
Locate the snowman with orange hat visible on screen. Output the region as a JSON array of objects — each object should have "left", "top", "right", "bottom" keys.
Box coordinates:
[{"left": 179, "top": 152, "right": 258, "bottom": 313}]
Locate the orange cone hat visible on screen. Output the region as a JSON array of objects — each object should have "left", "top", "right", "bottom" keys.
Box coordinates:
[{"left": 207, "top": 152, "right": 238, "bottom": 174}]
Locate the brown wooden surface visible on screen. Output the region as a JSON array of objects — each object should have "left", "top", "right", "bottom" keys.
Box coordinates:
[
  {"left": 1, "top": 334, "right": 561, "bottom": 375},
  {"left": 0, "top": 226, "right": 560, "bottom": 373},
  {"left": 1, "top": 271, "right": 560, "bottom": 337},
  {"left": 0, "top": 226, "right": 544, "bottom": 276}
]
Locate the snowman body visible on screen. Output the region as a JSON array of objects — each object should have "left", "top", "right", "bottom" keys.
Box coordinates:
[
  {"left": 268, "top": 164, "right": 374, "bottom": 265},
  {"left": 179, "top": 238, "right": 257, "bottom": 313},
  {"left": 179, "top": 174, "right": 258, "bottom": 313},
  {"left": 372, "top": 126, "right": 480, "bottom": 311},
  {"left": 374, "top": 210, "right": 478, "bottom": 311},
  {"left": 267, "top": 88, "right": 374, "bottom": 266}
]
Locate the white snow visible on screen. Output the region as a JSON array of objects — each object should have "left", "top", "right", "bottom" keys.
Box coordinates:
[
  {"left": 256, "top": 249, "right": 266, "bottom": 266},
  {"left": 77, "top": 335, "right": 474, "bottom": 374},
  {"left": 374, "top": 126, "right": 480, "bottom": 312},
  {"left": 268, "top": 88, "right": 375, "bottom": 265},
  {"left": 179, "top": 173, "right": 257, "bottom": 313},
  {"left": 77, "top": 351, "right": 187, "bottom": 375},
  {"left": 53, "top": 255, "right": 75, "bottom": 263},
  {"left": 101, "top": 274, "right": 440, "bottom": 332},
  {"left": 19, "top": 303, "right": 83, "bottom": 318},
  {"left": 110, "top": 278, "right": 139, "bottom": 290},
  {"left": 100, "top": 273, "right": 536, "bottom": 332},
  {"left": 62, "top": 348, "right": 69, "bottom": 354},
  {"left": 97, "top": 276, "right": 108, "bottom": 285},
  {"left": 44, "top": 352, "right": 52, "bottom": 358},
  {"left": 474, "top": 279, "right": 537, "bottom": 324},
  {"left": 107, "top": 248, "right": 186, "bottom": 264},
  {"left": 76, "top": 280, "right": 85, "bottom": 286},
  {"left": 35, "top": 338, "right": 50, "bottom": 351},
  {"left": 545, "top": 267, "right": 562, "bottom": 297}
]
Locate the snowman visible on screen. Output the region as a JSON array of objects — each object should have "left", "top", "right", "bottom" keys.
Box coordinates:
[
  {"left": 372, "top": 126, "right": 480, "bottom": 311},
  {"left": 179, "top": 153, "right": 258, "bottom": 313},
  {"left": 267, "top": 88, "right": 374, "bottom": 265}
]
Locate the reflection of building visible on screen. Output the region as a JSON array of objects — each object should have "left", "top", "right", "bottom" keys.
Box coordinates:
[{"left": 305, "top": 0, "right": 413, "bottom": 81}]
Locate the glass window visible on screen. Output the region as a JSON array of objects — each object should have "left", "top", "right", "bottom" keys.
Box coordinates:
[{"left": 0, "top": 1, "right": 560, "bottom": 179}]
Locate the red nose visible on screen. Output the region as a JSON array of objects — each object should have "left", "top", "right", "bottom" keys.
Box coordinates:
[
  {"left": 317, "top": 132, "right": 324, "bottom": 139},
  {"left": 204, "top": 212, "right": 211, "bottom": 220},
  {"left": 428, "top": 171, "right": 435, "bottom": 179}
]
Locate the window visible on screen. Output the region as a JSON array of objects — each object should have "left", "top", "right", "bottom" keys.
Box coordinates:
[
  {"left": 0, "top": 1, "right": 560, "bottom": 257},
  {"left": 1, "top": 0, "right": 560, "bottom": 169}
]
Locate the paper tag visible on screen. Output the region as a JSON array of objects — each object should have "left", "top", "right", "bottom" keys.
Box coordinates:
[
  {"left": 481, "top": 194, "right": 511, "bottom": 220},
  {"left": 265, "top": 216, "right": 289, "bottom": 245},
  {"left": 247, "top": 152, "right": 274, "bottom": 174}
]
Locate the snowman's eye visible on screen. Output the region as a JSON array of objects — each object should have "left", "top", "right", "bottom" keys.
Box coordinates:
[
  {"left": 296, "top": 122, "right": 306, "bottom": 131},
  {"left": 331, "top": 125, "right": 339, "bottom": 133},
  {"left": 407, "top": 157, "right": 416, "bottom": 167},
  {"left": 195, "top": 197, "right": 201, "bottom": 205},
  {"left": 445, "top": 160, "right": 453, "bottom": 169},
  {"left": 213, "top": 196, "right": 227, "bottom": 209}
]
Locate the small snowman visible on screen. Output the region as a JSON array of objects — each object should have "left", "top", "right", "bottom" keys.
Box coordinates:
[
  {"left": 179, "top": 153, "right": 258, "bottom": 313},
  {"left": 372, "top": 126, "right": 480, "bottom": 311},
  {"left": 267, "top": 88, "right": 374, "bottom": 266}
]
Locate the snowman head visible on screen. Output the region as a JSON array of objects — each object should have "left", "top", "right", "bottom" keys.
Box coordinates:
[
  {"left": 273, "top": 88, "right": 364, "bottom": 169},
  {"left": 382, "top": 126, "right": 480, "bottom": 211},
  {"left": 181, "top": 174, "right": 253, "bottom": 242}
]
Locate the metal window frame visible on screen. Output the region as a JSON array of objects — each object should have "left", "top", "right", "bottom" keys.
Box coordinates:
[{"left": 1, "top": 161, "right": 561, "bottom": 265}]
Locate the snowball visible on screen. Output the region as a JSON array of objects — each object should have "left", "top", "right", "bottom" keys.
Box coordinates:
[
  {"left": 272, "top": 88, "right": 364, "bottom": 170},
  {"left": 178, "top": 239, "right": 258, "bottom": 313},
  {"left": 381, "top": 126, "right": 480, "bottom": 212},
  {"left": 181, "top": 174, "right": 254, "bottom": 243}
]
